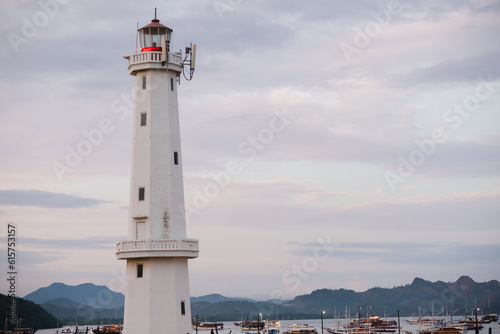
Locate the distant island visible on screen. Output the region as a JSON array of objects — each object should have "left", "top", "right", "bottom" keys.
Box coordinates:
[{"left": 2, "top": 275, "right": 499, "bottom": 327}]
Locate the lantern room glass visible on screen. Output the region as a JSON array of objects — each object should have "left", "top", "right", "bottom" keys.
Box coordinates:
[{"left": 139, "top": 26, "right": 171, "bottom": 52}]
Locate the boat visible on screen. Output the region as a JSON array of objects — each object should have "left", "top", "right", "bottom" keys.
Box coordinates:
[
  {"left": 287, "top": 324, "right": 309, "bottom": 329},
  {"left": 281, "top": 322, "right": 315, "bottom": 334},
  {"left": 266, "top": 321, "right": 281, "bottom": 328},
  {"left": 327, "top": 326, "right": 395, "bottom": 334},
  {"left": 263, "top": 320, "right": 280, "bottom": 334},
  {"left": 236, "top": 321, "right": 265, "bottom": 331},
  {"left": 92, "top": 325, "right": 122, "bottom": 334},
  {"left": 342, "top": 316, "right": 397, "bottom": 333},
  {"left": 453, "top": 320, "right": 484, "bottom": 331},
  {"left": 193, "top": 322, "right": 224, "bottom": 331},
  {"left": 417, "top": 326, "right": 465, "bottom": 334},
  {"left": 327, "top": 329, "right": 371, "bottom": 334},
  {"left": 407, "top": 318, "right": 445, "bottom": 326},
  {"left": 480, "top": 314, "right": 498, "bottom": 323},
  {"left": 282, "top": 329, "right": 318, "bottom": 334}
]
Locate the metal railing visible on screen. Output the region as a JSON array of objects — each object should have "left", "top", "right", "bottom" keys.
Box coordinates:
[
  {"left": 116, "top": 239, "right": 198, "bottom": 252},
  {"left": 129, "top": 51, "right": 182, "bottom": 66}
]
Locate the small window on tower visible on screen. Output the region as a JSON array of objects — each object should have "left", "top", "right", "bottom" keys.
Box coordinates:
[
  {"left": 170, "top": 78, "right": 174, "bottom": 91},
  {"left": 180, "top": 301, "right": 186, "bottom": 315},
  {"left": 138, "top": 187, "right": 145, "bottom": 201},
  {"left": 174, "top": 151, "right": 179, "bottom": 165},
  {"left": 137, "top": 264, "right": 143, "bottom": 278},
  {"left": 142, "top": 76, "right": 146, "bottom": 89},
  {"left": 140, "top": 113, "right": 147, "bottom": 126}
]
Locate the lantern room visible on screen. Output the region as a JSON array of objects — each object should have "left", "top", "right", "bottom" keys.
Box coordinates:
[{"left": 138, "top": 16, "right": 172, "bottom": 53}]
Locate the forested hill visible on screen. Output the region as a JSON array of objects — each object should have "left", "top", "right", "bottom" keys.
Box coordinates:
[
  {"left": 192, "top": 276, "right": 500, "bottom": 320},
  {"left": 0, "top": 294, "right": 58, "bottom": 330},
  {"left": 24, "top": 282, "right": 124, "bottom": 309},
  {"left": 281, "top": 276, "right": 500, "bottom": 317},
  {"left": 18, "top": 276, "right": 500, "bottom": 323}
]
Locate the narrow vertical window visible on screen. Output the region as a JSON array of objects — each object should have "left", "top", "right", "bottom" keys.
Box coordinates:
[
  {"left": 137, "top": 264, "right": 143, "bottom": 278},
  {"left": 142, "top": 76, "right": 146, "bottom": 89},
  {"left": 140, "top": 112, "right": 147, "bottom": 126},
  {"left": 174, "top": 151, "right": 179, "bottom": 165},
  {"left": 136, "top": 221, "right": 146, "bottom": 239},
  {"left": 180, "top": 301, "right": 185, "bottom": 315},
  {"left": 170, "top": 78, "right": 174, "bottom": 91},
  {"left": 138, "top": 187, "right": 145, "bottom": 201}
]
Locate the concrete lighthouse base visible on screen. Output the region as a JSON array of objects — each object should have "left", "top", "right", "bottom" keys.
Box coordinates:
[{"left": 122, "top": 257, "right": 193, "bottom": 334}]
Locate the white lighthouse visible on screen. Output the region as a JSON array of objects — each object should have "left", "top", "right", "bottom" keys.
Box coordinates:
[{"left": 116, "top": 13, "right": 198, "bottom": 334}]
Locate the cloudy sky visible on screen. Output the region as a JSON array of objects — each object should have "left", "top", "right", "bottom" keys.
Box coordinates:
[{"left": 1, "top": 0, "right": 499, "bottom": 302}]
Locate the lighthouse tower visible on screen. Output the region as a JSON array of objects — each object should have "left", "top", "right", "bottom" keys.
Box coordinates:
[{"left": 116, "top": 14, "right": 198, "bottom": 334}]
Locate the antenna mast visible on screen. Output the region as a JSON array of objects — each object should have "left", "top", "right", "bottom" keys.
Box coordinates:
[{"left": 135, "top": 19, "right": 139, "bottom": 53}]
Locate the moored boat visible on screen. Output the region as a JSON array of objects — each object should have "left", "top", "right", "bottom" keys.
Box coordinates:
[
  {"left": 264, "top": 320, "right": 280, "bottom": 334},
  {"left": 480, "top": 314, "right": 498, "bottom": 323},
  {"left": 266, "top": 321, "right": 281, "bottom": 328},
  {"left": 92, "top": 325, "right": 122, "bottom": 334},
  {"left": 327, "top": 327, "right": 395, "bottom": 334},
  {"left": 327, "top": 329, "right": 372, "bottom": 334},
  {"left": 407, "top": 318, "right": 445, "bottom": 326},
  {"left": 236, "top": 321, "right": 265, "bottom": 331},
  {"left": 287, "top": 324, "right": 309, "bottom": 329},
  {"left": 417, "top": 326, "right": 464, "bottom": 334},
  {"left": 343, "top": 316, "right": 397, "bottom": 333},
  {"left": 193, "top": 322, "right": 224, "bottom": 331},
  {"left": 453, "top": 320, "right": 484, "bottom": 331},
  {"left": 282, "top": 329, "right": 318, "bottom": 334}
]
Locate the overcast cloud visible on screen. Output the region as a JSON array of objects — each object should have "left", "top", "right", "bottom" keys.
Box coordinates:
[
  {"left": 0, "top": 189, "right": 108, "bottom": 208},
  {"left": 0, "top": 0, "right": 499, "bottom": 299}
]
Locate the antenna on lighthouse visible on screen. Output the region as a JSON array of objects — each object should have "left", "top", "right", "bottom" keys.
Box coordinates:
[
  {"left": 161, "top": 36, "right": 167, "bottom": 63},
  {"left": 181, "top": 43, "right": 196, "bottom": 81},
  {"left": 190, "top": 43, "right": 196, "bottom": 70},
  {"left": 135, "top": 19, "right": 139, "bottom": 53}
]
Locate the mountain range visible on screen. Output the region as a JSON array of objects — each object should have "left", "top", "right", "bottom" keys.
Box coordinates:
[
  {"left": 284, "top": 276, "right": 500, "bottom": 317},
  {"left": 24, "top": 282, "right": 124, "bottom": 309},
  {"left": 17, "top": 276, "right": 500, "bottom": 323}
]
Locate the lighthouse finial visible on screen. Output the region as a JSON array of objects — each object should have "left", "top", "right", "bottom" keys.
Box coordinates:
[{"left": 155, "top": 8, "right": 157, "bottom": 19}]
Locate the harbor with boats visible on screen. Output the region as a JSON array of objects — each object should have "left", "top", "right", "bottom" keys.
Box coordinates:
[
  {"left": 19, "top": 314, "right": 499, "bottom": 334},
  {"left": 203, "top": 315, "right": 498, "bottom": 334}
]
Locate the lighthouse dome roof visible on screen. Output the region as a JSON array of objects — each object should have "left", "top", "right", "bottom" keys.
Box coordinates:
[{"left": 139, "top": 18, "right": 172, "bottom": 32}]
